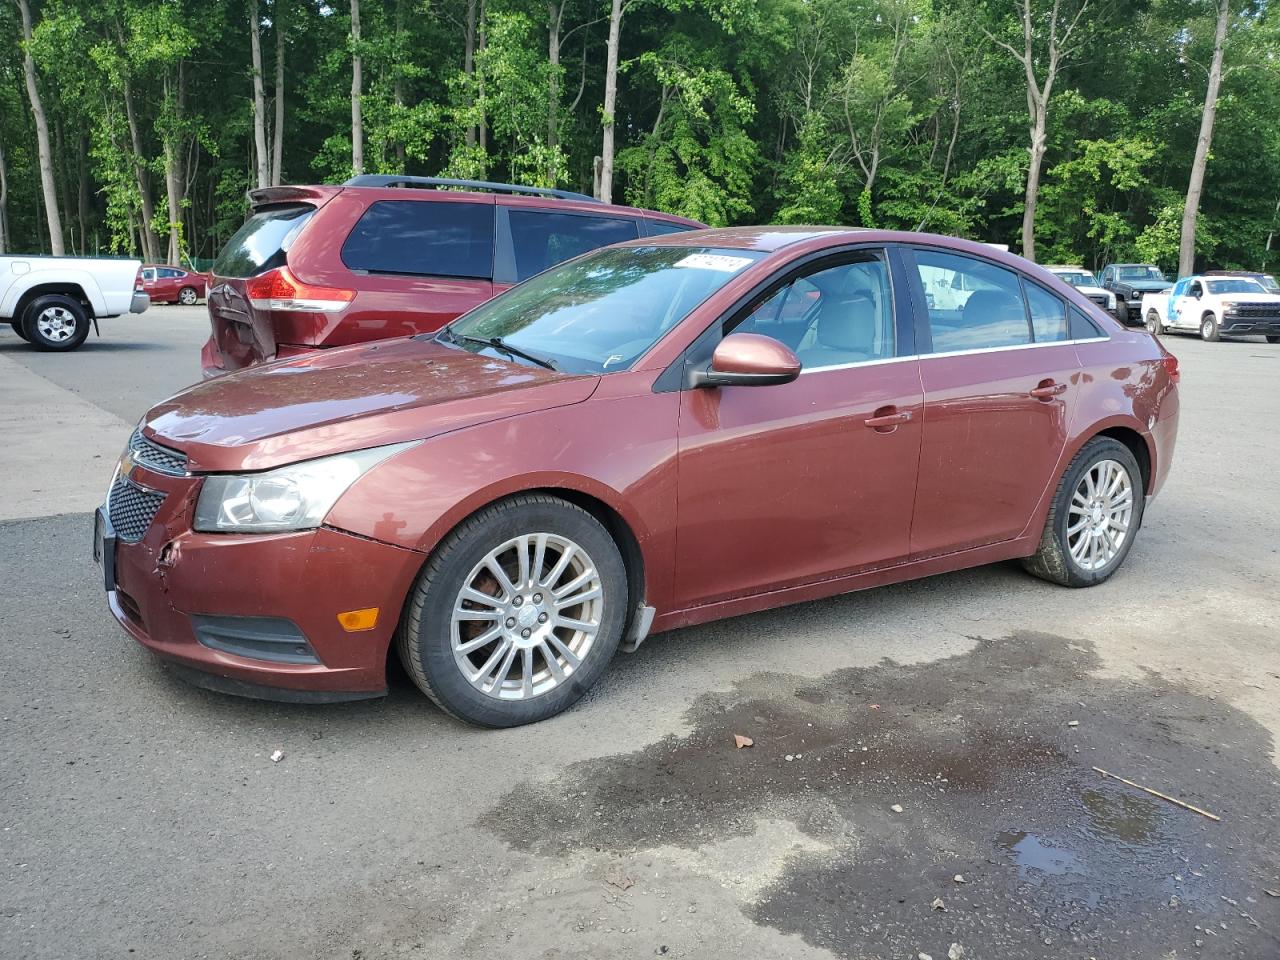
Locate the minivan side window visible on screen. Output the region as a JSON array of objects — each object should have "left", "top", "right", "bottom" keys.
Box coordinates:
[
  {"left": 911, "top": 250, "right": 1031, "bottom": 352},
  {"left": 508, "top": 210, "right": 639, "bottom": 281},
  {"left": 342, "top": 200, "right": 495, "bottom": 279}
]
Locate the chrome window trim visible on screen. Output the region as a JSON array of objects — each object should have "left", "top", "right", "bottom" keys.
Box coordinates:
[{"left": 796, "top": 335, "right": 1109, "bottom": 375}]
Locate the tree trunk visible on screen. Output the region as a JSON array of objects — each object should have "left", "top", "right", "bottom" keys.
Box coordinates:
[
  {"left": 464, "top": 0, "right": 477, "bottom": 148},
  {"left": 351, "top": 0, "right": 364, "bottom": 175},
  {"left": 0, "top": 141, "right": 9, "bottom": 254},
  {"left": 163, "top": 68, "right": 186, "bottom": 265},
  {"left": 1022, "top": 106, "right": 1047, "bottom": 260},
  {"left": 78, "top": 134, "right": 90, "bottom": 255},
  {"left": 17, "top": 0, "right": 65, "bottom": 255},
  {"left": 1179, "top": 0, "right": 1230, "bottom": 277},
  {"left": 548, "top": 1, "right": 562, "bottom": 155},
  {"left": 598, "top": 0, "right": 624, "bottom": 203},
  {"left": 122, "top": 76, "right": 160, "bottom": 262},
  {"left": 272, "top": 1, "right": 286, "bottom": 185},
  {"left": 478, "top": 0, "right": 488, "bottom": 155},
  {"left": 393, "top": 0, "right": 406, "bottom": 168},
  {"left": 250, "top": 0, "right": 271, "bottom": 189}
]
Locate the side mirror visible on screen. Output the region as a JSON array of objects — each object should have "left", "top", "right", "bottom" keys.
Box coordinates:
[{"left": 692, "top": 333, "right": 801, "bottom": 388}]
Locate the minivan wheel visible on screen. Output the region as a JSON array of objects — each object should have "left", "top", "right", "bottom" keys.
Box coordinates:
[
  {"left": 397, "top": 494, "right": 628, "bottom": 727},
  {"left": 1200, "top": 314, "right": 1220, "bottom": 342},
  {"left": 24, "top": 295, "right": 90, "bottom": 351},
  {"left": 1023, "top": 437, "right": 1144, "bottom": 588},
  {"left": 178, "top": 286, "right": 199, "bottom": 305}
]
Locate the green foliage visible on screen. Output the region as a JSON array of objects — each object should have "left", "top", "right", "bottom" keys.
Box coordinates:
[{"left": 1, "top": 0, "right": 1277, "bottom": 270}]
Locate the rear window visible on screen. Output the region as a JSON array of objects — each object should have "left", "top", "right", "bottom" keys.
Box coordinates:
[
  {"left": 213, "top": 204, "right": 314, "bottom": 278},
  {"left": 509, "top": 210, "right": 638, "bottom": 281},
  {"left": 342, "top": 200, "right": 494, "bottom": 278},
  {"left": 645, "top": 219, "right": 695, "bottom": 236}
]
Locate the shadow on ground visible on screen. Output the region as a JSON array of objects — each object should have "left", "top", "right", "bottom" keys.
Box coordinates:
[{"left": 481, "top": 632, "right": 1280, "bottom": 959}]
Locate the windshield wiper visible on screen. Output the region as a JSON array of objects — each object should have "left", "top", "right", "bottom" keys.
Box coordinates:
[{"left": 452, "top": 332, "right": 558, "bottom": 371}]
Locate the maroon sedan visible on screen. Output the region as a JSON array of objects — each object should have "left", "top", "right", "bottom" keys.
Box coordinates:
[
  {"left": 97, "top": 227, "right": 1180, "bottom": 726},
  {"left": 138, "top": 265, "right": 208, "bottom": 305}
]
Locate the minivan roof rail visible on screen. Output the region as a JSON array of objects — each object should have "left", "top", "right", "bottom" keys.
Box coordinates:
[{"left": 343, "top": 174, "right": 601, "bottom": 204}]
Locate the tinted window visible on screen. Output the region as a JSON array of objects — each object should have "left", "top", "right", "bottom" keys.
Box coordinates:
[
  {"left": 1070, "top": 307, "right": 1105, "bottom": 339},
  {"left": 159, "top": 267, "right": 184, "bottom": 279},
  {"left": 214, "top": 204, "right": 314, "bottom": 278},
  {"left": 446, "top": 246, "right": 763, "bottom": 374},
  {"left": 736, "top": 257, "right": 894, "bottom": 367},
  {"left": 646, "top": 219, "right": 695, "bottom": 236},
  {"left": 912, "top": 250, "right": 1030, "bottom": 352},
  {"left": 1025, "top": 282, "right": 1068, "bottom": 342},
  {"left": 342, "top": 200, "right": 494, "bottom": 278},
  {"left": 509, "top": 210, "right": 638, "bottom": 281}
]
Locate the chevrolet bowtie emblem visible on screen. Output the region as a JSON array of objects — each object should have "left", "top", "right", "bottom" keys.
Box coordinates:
[{"left": 119, "top": 451, "right": 135, "bottom": 479}]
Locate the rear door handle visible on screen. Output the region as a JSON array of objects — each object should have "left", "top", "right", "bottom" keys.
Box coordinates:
[
  {"left": 1029, "top": 381, "right": 1067, "bottom": 400},
  {"left": 864, "top": 407, "right": 913, "bottom": 431}
]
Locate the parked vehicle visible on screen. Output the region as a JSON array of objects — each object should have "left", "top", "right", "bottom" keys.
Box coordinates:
[
  {"left": 1, "top": 255, "right": 149, "bottom": 351},
  {"left": 200, "top": 175, "right": 702, "bottom": 377},
  {"left": 1100, "top": 263, "right": 1172, "bottom": 325},
  {"left": 1202, "top": 270, "right": 1279, "bottom": 293},
  {"left": 1142, "top": 274, "right": 1280, "bottom": 342},
  {"left": 1045, "top": 265, "right": 1117, "bottom": 316},
  {"left": 138, "top": 264, "right": 208, "bottom": 305},
  {"left": 98, "top": 227, "right": 1179, "bottom": 726}
]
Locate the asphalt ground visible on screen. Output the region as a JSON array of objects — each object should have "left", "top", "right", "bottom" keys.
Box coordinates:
[{"left": 1, "top": 307, "right": 1277, "bottom": 959}]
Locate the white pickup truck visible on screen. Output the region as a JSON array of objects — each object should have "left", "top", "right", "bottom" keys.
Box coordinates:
[
  {"left": 1, "top": 255, "right": 150, "bottom": 351},
  {"left": 1142, "top": 274, "right": 1280, "bottom": 343}
]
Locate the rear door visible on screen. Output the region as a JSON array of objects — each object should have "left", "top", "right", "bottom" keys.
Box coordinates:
[
  {"left": 494, "top": 205, "right": 640, "bottom": 293},
  {"left": 902, "top": 247, "right": 1082, "bottom": 558}
]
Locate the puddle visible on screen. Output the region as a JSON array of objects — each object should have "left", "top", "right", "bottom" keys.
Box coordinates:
[{"left": 481, "top": 632, "right": 1280, "bottom": 958}]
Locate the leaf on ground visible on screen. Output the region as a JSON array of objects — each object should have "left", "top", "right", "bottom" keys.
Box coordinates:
[{"left": 734, "top": 734, "right": 754, "bottom": 749}]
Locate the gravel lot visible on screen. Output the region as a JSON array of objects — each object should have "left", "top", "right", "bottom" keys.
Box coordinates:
[{"left": 2, "top": 307, "right": 1278, "bottom": 959}]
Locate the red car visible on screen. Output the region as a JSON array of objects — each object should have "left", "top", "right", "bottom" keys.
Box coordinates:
[
  {"left": 200, "top": 175, "right": 702, "bottom": 377},
  {"left": 138, "top": 265, "right": 208, "bottom": 305},
  {"left": 97, "top": 227, "right": 1180, "bottom": 727}
]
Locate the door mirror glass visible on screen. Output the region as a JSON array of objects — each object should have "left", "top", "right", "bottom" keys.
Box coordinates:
[{"left": 694, "top": 333, "right": 801, "bottom": 388}]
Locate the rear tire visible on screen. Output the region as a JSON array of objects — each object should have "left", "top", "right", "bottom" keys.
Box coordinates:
[
  {"left": 1200, "top": 313, "right": 1220, "bottom": 342},
  {"left": 396, "top": 494, "right": 628, "bottom": 727},
  {"left": 1267, "top": 335, "right": 1280, "bottom": 344},
  {"left": 1023, "top": 437, "right": 1145, "bottom": 588},
  {"left": 1144, "top": 310, "right": 1163, "bottom": 335},
  {"left": 24, "top": 295, "right": 90, "bottom": 351},
  {"left": 178, "top": 286, "right": 198, "bottom": 305}
]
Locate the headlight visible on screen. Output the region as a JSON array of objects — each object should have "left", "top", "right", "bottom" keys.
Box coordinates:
[
  {"left": 1221, "top": 301, "right": 1237, "bottom": 312},
  {"left": 193, "top": 442, "right": 416, "bottom": 533},
  {"left": 1106, "top": 292, "right": 1116, "bottom": 308}
]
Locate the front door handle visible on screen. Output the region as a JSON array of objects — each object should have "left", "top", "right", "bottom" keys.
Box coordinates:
[
  {"left": 1029, "top": 380, "right": 1067, "bottom": 400},
  {"left": 865, "top": 407, "right": 913, "bottom": 432}
]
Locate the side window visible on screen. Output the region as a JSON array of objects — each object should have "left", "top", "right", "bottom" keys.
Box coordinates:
[
  {"left": 911, "top": 250, "right": 1030, "bottom": 352},
  {"left": 141, "top": 268, "right": 156, "bottom": 281},
  {"left": 341, "top": 200, "right": 494, "bottom": 278},
  {"left": 509, "top": 210, "right": 639, "bottom": 281},
  {"left": 1190, "top": 281, "right": 1203, "bottom": 298},
  {"left": 1102, "top": 267, "right": 1113, "bottom": 284},
  {"left": 1024, "top": 282, "right": 1068, "bottom": 342},
  {"left": 159, "top": 267, "right": 182, "bottom": 279},
  {"left": 645, "top": 219, "right": 694, "bottom": 236},
  {"left": 1070, "top": 306, "right": 1105, "bottom": 340},
  {"left": 734, "top": 256, "right": 895, "bottom": 369}
]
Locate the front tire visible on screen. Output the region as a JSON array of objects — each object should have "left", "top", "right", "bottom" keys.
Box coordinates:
[
  {"left": 9, "top": 320, "right": 30, "bottom": 342},
  {"left": 397, "top": 495, "right": 628, "bottom": 727},
  {"left": 1115, "top": 301, "right": 1129, "bottom": 326},
  {"left": 1200, "top": 314, "right": 1220, "bottom": 342},
  {"left": 24, "top": 295, "right": 90, "bottom": 351},
  {"left": 178, "top": 286, "right": 199, "bottom": 305},
  {"left": 1023, "top": 437, "right": 1144, "bottom": 588}
]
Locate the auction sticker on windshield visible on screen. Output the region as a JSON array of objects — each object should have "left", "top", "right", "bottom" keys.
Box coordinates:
[{"left": 675, "top": 253, "right": 756, "bottom": 272}]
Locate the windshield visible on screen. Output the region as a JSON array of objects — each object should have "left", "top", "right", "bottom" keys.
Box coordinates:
[
  {"left": 1118, "top": 266, "right": 1166, "bottom": 282},
  {"left": 1206, "top": 278, "right": 1267, "bottom": 295},
  {"left": 442, "top": 245, "right": 764, "bottom": 374},
  {"left": 1052, "top": 270, "right": 1094, "bottom": 287}
]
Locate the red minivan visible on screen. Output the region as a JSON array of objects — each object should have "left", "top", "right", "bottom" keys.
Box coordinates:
[{"left": 201, "top": 176, "right": 702, "bottom": 377}]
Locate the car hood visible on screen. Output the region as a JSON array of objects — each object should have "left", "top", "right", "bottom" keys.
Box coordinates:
[
  {"left": 1120, "top": 280, "right": 1171, "bottom": 292},
  {"left": 1076, "top": 284, "right": 1111, "bottom": 298},
  {"left": 143, "top": 337, "right": 599, "bottom": 472}
]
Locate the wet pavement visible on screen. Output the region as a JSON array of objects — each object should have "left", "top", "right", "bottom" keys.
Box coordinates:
[{"left": 485, "top": 632, "right": 1280, "bottom": 958}]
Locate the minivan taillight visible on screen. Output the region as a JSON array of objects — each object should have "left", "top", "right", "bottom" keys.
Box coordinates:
[{"left": 245, "top": 267, "right": 355, "bottom": 313}]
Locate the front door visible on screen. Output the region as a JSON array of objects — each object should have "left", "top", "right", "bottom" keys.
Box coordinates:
[
  {"left": 673, "top": 252, "right": 924, "bottom": 609},
  {"left": 903, "top": 247, "right": 1081, "bottom": 558}
]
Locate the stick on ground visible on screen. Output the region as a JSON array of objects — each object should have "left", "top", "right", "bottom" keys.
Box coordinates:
[{"left": 1092, "top": 767, "right": 1221, "bottom": 822}]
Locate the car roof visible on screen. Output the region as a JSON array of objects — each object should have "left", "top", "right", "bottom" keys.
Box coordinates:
[
  {"left": 618, "top": 225, "right": 863, "bottom": 252},
  {"left": 1045, "top": 265, "right": 1089, "bottom": 271}
]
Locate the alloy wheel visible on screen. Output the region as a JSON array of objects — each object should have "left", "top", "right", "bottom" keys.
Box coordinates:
[
  {"left": 451, "top": 533, "right": 603, "bottom": 701},
  {"left": 36, "top": 307, "right": 78, "bottom": 343},
  {"left": 179, "top": 288, "right": 198, "bottom": 305},
  {"left": 1066, "top": 459, "right": 1134, "bottom": 572}
]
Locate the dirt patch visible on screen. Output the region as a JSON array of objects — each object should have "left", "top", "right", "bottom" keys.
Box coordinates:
[{"left": 482, "top": 632, "right": 1280, "bottom": 958}]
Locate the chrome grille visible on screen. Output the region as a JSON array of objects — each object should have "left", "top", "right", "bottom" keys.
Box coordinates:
[
  {"left": 129, "top": 430, "right": 188, "bottom": 476},
  {"left": 108, "top": 477, "right": 165, "bottom": 543}
]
